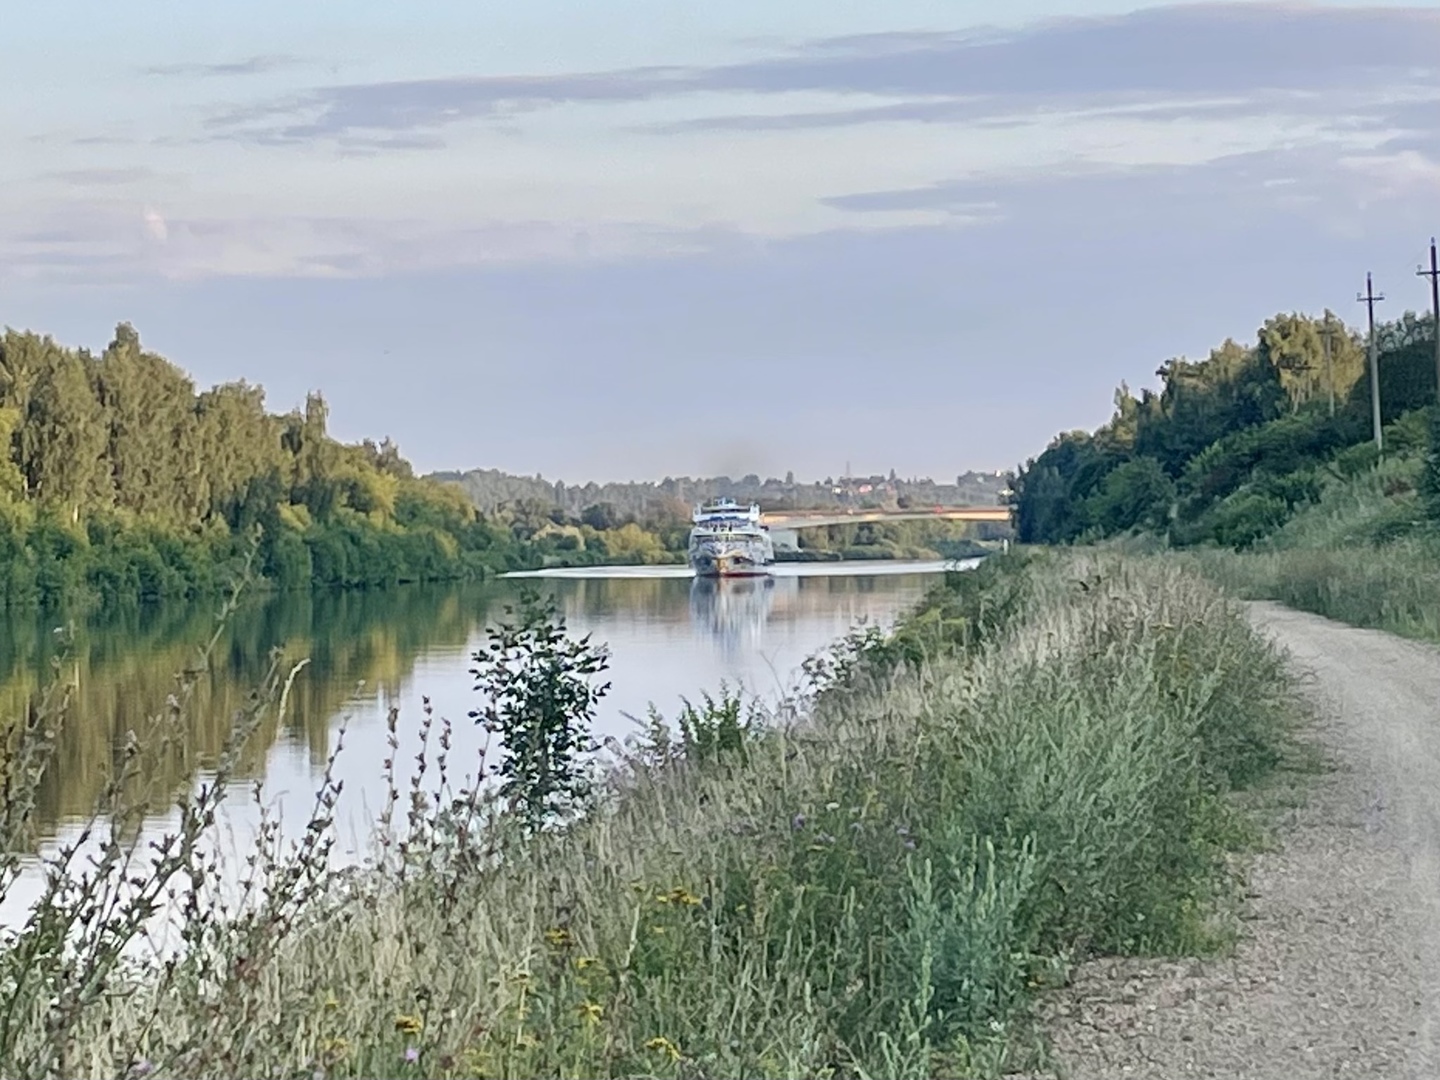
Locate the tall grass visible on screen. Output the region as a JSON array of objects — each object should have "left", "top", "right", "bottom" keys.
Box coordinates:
[
  {"left": 0, "top": 554, "right": 1295, "bottom": 1079},
  {"left": 1186, "top": 452, "right": 1440, "bottom": 641}
]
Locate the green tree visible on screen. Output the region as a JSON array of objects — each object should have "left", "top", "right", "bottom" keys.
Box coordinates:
[
  {"left": 20, "top": 345, "right": 108, "bottom": 521},
  {"left": 0, "top": 407, "right": 24, "bottom": 503},
  {"left": 95, "top": 323, "right": 200, "bottom": 523},
  {"left": 1086, "top": 457, "right": 1174, "bottom": 534},
  {"left": 1257, "top": 312, "right": 1365, "bottom": 413},
  {"left": 580, "top": 502, "right": 621, "bottom": 531},
  {"left": 469, "top": 591, "right": 611, "bottom": 833}
]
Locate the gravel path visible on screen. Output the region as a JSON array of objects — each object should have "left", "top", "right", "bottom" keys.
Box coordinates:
[{"left": 1019, "top": 602, "right": 1440, "bottom": 1079}]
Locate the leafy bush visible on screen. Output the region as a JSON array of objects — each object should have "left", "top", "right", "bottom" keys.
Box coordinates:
[{"left": 468, "top": 589, "right": 611, "bottom": 832}]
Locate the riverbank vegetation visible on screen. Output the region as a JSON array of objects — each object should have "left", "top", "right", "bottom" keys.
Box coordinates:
[
  {"left": 0, "top": 324, "right": 1006, "bottom": 611},
  {"left": 0, "top": 552, "right": 1297, "bottom": 1077},
  {"left": 1182, "top": 427, "right": 1440, "bottom": 641},
  {"left": 1010, "top": 308, "right": 1440, "bottom": 641},
  {"left": 0, "top": 326, "right": 743, "bottom": 610}
]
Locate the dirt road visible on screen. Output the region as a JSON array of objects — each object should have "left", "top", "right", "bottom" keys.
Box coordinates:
[{"left": 1027, "top": 601, "right": 1440, "bottom": 1079}]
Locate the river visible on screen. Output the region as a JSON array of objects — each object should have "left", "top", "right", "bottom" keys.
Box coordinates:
[{"left": 0, "top": 560, "right": 968, "bottom": 925}]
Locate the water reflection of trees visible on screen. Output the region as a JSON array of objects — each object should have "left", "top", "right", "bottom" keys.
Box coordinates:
[
  {"left": 2, "top": 569, "right": 938, "bottom": 841},
  {"left": 551, "top": 577, "right": 691, "bottom": 626},
  {"left": 0, "top": 585, "right": 493, "bottom": 838}
]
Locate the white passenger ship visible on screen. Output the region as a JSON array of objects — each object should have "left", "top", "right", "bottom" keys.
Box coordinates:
[{"left": 687, "top": 499, "right": 775, "bottom": 577}]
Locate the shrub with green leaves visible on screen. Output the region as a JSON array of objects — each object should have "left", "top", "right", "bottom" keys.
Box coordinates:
[{"left": 468, "top": 588, "right": 610, "bottom": 833}]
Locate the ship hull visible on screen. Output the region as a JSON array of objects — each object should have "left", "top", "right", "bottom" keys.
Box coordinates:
[
  {"left": 691, "top": 559, "right": 772, "bottom": 579},
  {"left": 688, "top": 537, "right": 774, "bottom": 578}
]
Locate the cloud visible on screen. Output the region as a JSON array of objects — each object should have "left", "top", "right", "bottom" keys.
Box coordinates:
[
  {"left": 643, "top": 91, "right": 1334, "bottom": 134},
  {"left": 9, "top": 134, "right": 1434, "bottom": 289},
  {"left": 206, "top": 66, "right": 689, "bottom": 144},
  {"left": 67, "top": 135, "right": 140, "bottom": 147},
  {"left": 143, "top": 207, "right": 169, "bottom": 242},
  {"left": 820, "top": 143, "right": 1395, "bottom": 234},
  {"left": 0, "top": 202, "right": 751, "bottom": 286},
  {"left": 145, "top": 55, "right": 305, "bottom": 78},
  {"left": 203, "top": 4, "right": 1440, "bottom": 145},
  {"left": 41, "top": 168, "right": 155, "bottom": 187}
]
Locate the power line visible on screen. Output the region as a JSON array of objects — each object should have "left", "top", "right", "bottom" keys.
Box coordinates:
[
  {"left": 1417, "top": 238, "right": 1440, "bottom": 405},
  {"left": 1358, "top": 272, "right": 1385, "bottom": 452}
]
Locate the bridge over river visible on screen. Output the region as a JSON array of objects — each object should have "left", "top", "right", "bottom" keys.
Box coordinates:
[
  {"left": 761, "top": 506, "right": 1011, "bottom": 529},
  {"left": 759, "top": 505, "right": 1011, "bottom": 552}
]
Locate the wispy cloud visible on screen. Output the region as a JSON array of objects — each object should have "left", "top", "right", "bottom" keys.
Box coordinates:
[
  {"left": 69, "top": 135, "right": 141, "bottom": 147},
  {"left": 205, "top": 67, "right": 688, "bottom": 144},
  {"left": 202, "top": 4, "right": 1440, "bottom": 145},
  {"left": 40, "top": 167, "right": 155, "bottom": 186},
  {"left": 0, "top": 203, "right": 749, "bottom": 286},
  {"left": 146, "top": 55, "right": 305, "bottom": 78}
]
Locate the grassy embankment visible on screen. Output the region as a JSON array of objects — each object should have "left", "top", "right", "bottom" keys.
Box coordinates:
[
  {"left": 1181, "top": 442, "right": 1440, "bottom": 642},
  {"left": 0, "top": 553, "right": 1298, "bottom": 1078}
]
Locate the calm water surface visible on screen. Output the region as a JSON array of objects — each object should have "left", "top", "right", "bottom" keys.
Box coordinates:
[{"left": 1, "top": 560, "right": 965, "bottom": 924}]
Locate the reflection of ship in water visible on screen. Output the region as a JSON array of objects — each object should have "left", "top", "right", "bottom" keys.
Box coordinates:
[{"left": 689, "top": 575, "right": 788, "bottom": 653}]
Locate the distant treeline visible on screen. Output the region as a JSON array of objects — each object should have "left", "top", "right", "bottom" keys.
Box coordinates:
[
  {"left": 1011, "top": 309, "right": 1440, "bottom": 549},
  {"left": 431, "top": 466, "right": 1011, "bottom": 518},
  {"left": 468, "top": 497, "right": 1002, "bottom": 569},
  {"left": 0, "top": 324, "right": 642, "bottom": 609},
  {"left": 434, "top": 467, "right": 1012, "bottom": 569}
]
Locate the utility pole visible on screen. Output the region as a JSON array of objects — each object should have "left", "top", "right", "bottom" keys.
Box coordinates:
[
  {"left": 1319, "top": 313, "right": 1337, "bottom": 418},
  {"left": 1418, "top": 238, "right": 1440, "bottom": 404},
  {"left": 1358, "top": 272, "right": 1385, "bottom": 453}
]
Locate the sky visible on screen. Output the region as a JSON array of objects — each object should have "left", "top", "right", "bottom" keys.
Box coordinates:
[{"left": 5, "top": 1, "right": 1440, "bottom": 483}]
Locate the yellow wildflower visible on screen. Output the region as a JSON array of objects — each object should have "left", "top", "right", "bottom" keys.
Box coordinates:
[
  {"left": 322, "top": 991, "right": 340, "bottom": 1011},
  {"left": 543, "top": 926, "right": 573, "bottom": 948},
  {"left": 576, "top": 1001, "right": 603, "bottom": 1024},
  {"left": 575, "top": 955, "right": 602, "bottom": 971},
  {"left": 645, "top": 1036, "right": 682, "bottom": 1062},
  {"left": 395, "top": 1013, "right": 424, "bottom": 1036}
]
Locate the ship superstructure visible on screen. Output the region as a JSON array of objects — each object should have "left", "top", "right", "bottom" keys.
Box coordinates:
[{"left": 687, "top": 499, "right": 775, "bottom": 577}]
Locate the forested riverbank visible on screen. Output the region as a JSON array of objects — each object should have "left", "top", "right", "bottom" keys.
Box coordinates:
[
  {"left": 0, "top": 325, "right": 999, "bottom": 612},
  {"left": 1010, "top": 309, "right": 1440, "bottom": 641},
  {"left": 0, "top": 324, "right": 541, "bottom": 608},
  {"left": 0, "top": 551, "right": 1298, "bottom": 1078}
]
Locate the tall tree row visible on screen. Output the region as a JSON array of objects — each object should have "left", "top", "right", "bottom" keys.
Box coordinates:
[
  {"left": 0, "top": 323, "right": 518, "bottom": 607},
  {"left": 1011, "top": 309, "right": 1440, "bottom": 548}
]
